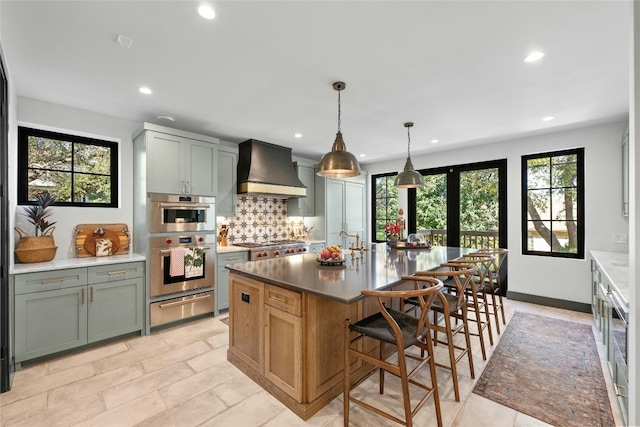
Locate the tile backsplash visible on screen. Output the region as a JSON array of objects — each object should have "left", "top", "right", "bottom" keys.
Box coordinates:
[{"left": 218, "top": 195, "right": 311, "bottom": 244}]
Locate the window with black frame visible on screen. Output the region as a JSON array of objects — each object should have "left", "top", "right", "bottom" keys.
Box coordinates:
[
  {"left": 18, "top": 126, "right": 118, "bottom": 207},
  {"left": 372, "top": 173, "right": 398, "bottom": 242},
  {"left": 522, "top": 148, "right": 584, "bottom": 258}
]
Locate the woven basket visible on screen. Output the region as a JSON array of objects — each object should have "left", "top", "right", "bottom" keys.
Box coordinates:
[{"left": 15, "top": 227, "right": 57, "bottom": 263}]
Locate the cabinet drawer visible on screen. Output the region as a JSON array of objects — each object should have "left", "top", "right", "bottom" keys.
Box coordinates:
[
  {"left": 88, "top": 262, "right": 144, "bottom": 284},
  {"left": 14, "top": 268, "right": 88, "bottom": 295},
  {"left": 150, "top": 291, "right": 214, "bottom": 327},
  {"left": 218, "top": 251, "right": 249, "bottom": 265},
  {"left": 265, "top": 285, "right": 301, "bottom": 317}
]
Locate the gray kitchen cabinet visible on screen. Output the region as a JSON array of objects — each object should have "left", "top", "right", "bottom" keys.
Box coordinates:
[
  {"left": 134, "top": 123, "right": 219, "bottom": 196},
  {"left": 217, "top": 145, "right": 238, "bottom": 217},
  {"left": 13, "top": 261, "right": 145, "bottom": 365},
  {"left": 307, "top": 242, "right": 325, "bottom": 254},
  {"left": 287, "top": 164, "right": 315, "bottom": 217},
  {"left": 315, "top": 173, "right": 367, "bottom": 249},
  {"left": 216, "top": 251, "right": 249, "bottom": 313}
]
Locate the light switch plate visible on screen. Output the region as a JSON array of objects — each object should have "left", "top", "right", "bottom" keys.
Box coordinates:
[{"left": 613, "top": 234, "right": 628, "bottom": 244}]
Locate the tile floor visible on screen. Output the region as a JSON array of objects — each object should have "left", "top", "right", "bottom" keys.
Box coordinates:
[{"left": 0, "top": 299, "right": 624, "bottom": 427}]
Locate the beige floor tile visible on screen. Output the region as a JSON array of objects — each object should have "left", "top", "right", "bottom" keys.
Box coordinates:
[
  {"left": 453, "top": 393, "right": 518, "bottom": 427},
  {"left": 45, "top": 341, "right": 129, "bottom": 375},
  {"left": 0, "top": 392, "right": 46, "bottom": 425},
  {"left": 158, "top": 361, "right": 239, "bottom": 408},
  {"left": 93, "top": 340, "right": 171, "bottom": 374},
  {"left": 8, "top": 393, "right": 105, "bottom": 427},
  {"left": 211, "top": 371, "right": 262, "bottom": 407},
  {"left": 102, "top": 362, "right": 194, "bottom": 409},
  {"left": 140, "top": 340, "right": 210, "bottom": 373},
  {"left": 186, "top": 345, "right": 229, "bottom": 373},
  {"left": 0, "top": 363, "right": 94, "bottom": 406},
  {"left": 206, "top": 331, "right": 229, "bottom": 349},
  {"left": 47, "top": 364, "right": 143, "bottom": 408},
  {"left": 198, "top": 389, "right": 287, "bottom": 427},
  {"left": 137, "top": 389, "right": 228, "bottom": 427},
  {"left": 74, "top": 391, "right": 167, "bottom": 427}
]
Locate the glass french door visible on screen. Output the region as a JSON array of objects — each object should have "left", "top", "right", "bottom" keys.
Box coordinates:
[{"left": 410, "top": 160, "right": 506, "bottom": 250}]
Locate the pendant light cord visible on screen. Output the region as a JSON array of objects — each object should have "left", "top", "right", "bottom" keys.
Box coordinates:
[
  {"left": 406, "top": 125, "right": 411, "bottom": 158},
  {"left": 337, "top": 88, "right": 342, "bottom": 132}
]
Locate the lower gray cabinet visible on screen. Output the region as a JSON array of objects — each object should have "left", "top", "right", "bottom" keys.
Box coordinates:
[
  {"left": 216, "top": 251, "right": 249, "bottom": 313},
  {"left": 13, "top": 261, "right": 144, "bottom": 364},
  {"left": 15, "top": 286, "right": 88, "bottom": 362},
  {"left": 88, "top": 277, "right": 144, "bottom": 343}
]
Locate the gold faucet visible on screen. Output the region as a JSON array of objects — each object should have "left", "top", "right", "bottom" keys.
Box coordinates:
[{"left": 340, "top": 230, "right": 363, "bottom": 255}]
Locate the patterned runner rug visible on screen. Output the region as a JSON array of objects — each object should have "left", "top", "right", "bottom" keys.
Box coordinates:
[{"left": 473, "top": 312, "right": 615, "bottom": 427}]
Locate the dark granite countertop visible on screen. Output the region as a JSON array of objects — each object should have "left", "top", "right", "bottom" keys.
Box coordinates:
[{"left": 226, "top": 244, "right": 470, "bottom": 303}]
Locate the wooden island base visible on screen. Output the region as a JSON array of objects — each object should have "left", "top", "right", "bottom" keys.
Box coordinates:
[{"left": 227, "top": 273, "right": 381, "bottom": 420}]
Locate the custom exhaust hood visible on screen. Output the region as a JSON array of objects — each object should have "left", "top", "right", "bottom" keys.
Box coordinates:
[{"left": 237, "top": 139, "right": 307, "bottom": 198}]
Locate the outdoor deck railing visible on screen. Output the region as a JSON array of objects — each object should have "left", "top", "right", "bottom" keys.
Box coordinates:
[{"left": 417, "top": 229, "right": 500, "bottom": 249}]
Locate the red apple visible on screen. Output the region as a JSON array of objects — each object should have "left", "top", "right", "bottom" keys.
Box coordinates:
[{"left": 320, "top": 249, "right": 331, "bottom": 259}]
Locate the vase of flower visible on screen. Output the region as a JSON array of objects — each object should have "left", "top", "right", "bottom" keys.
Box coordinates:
[{"left": 15, "top": 193, "right": 58, "bottom": 263}]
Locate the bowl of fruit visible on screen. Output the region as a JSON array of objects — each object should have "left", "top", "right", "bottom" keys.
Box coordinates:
[{"left": 317, "top": 245, "right": 345, "bottom": 266}]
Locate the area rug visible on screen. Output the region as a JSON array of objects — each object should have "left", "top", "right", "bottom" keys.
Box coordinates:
[
  {"left": 220, "top": 317, "right": 229, "bottom": 326},
  {"left": 473, "top": 312, "right": 615, "bottom": 427}
]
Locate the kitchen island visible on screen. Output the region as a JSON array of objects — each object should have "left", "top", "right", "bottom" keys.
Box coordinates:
[{"left": 226, "top": 245, "right": 469, "bottom": 419}]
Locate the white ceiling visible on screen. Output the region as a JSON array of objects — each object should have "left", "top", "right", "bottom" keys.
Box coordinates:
[{"left": 0, "top": 1, "right": 631, "bottom": 164}]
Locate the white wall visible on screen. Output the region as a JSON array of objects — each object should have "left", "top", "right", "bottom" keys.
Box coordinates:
[
  {"left": 11, "top": 97, "right": 139, "bottom": 263},
  {"left": 364, "top": 120, "right": 629, "bottom": 305}
]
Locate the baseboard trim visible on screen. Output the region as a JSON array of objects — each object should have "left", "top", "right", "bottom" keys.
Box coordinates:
[{"left": 507, "top": 291, "right": 591, "bottom": 313}]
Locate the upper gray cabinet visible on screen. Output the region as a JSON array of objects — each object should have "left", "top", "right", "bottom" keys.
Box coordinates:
[
  {"left": 217, "top": 144, "right": 238, "bottom": 217},
  {"left": 134, "top": 123, "right": 219, "bottom": 196},
  {"left": 287, "top": 164, "right": 315, "bottom": 217},
  {"left": 622, "top": 128, "right": 629, "bottom": 217}
]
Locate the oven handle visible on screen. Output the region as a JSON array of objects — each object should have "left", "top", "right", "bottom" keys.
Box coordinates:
[
  {"left": 158, "top": 294, "right": 211, "bottom": 308},
  {"left": 157, "top": 203, "right": 211, "bottom": 209},
  {"left": 158, "top": 246, "right": 211, "bottom": 255}
]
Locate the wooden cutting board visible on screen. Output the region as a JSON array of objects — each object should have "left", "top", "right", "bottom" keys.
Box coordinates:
[{"left": 74, "top": 223, "right": 130, "bottom": 257}]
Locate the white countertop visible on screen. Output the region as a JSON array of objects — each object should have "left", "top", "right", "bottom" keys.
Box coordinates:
[
  {"left": 590, "top": 250, "right": 629, "bottom": 306},
  {"left": 10, "top": 253, "right": 146, "bottom": 275}
]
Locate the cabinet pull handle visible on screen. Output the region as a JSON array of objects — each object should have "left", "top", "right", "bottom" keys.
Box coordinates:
[
  {"left": 158, "top": 294, "right": 211, "bottom": 309},
  {"left": 107, "top": 270, "right": 128, "bottom": 276},
  {"left": 226, "top": 257, "right": 241, "bottom": 261},
  {"left": 41, "top": 277, "right": 65, "bottom": 284},
  {"left": 270, "top": 295, "right": 288, "bottom": 304},
  {"left": 186, "top": 181, "right": 191, "bottom": 194},
  {"left": 90, "top": 287, "right": 94, "bottom": 303},
  {"left": 81, "top": 288, "right": 85, "bottom": 305},
  {"left": 614, "top": 383, "right": 627, "bottom": 398}
]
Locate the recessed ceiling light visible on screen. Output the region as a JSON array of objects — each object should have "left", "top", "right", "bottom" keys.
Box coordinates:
[
  {"left": 524, "top": 51, "right": 545, "bottom": 62},
  {"left": 115, "top": 34, "right": 133, "bottom": 48},
  {"left": 359, "top": 154, "right": 366, "bottom": 157},
  {"left": 542, "top": 116, "right": 555, "bottom": 122},
  {"left": 430, "top": 139, "right": 439, "bottom": 144},
  {"left": 294, "top": 133, "right": 302, "bottom": 138},
  {"left": 156, "top": 115, "right": 175, "bottom": 122},
  {"left": 198, "top": 5, "right": 216, "bottom": 19},
  {"left": 139, "top": 86, "right": 152, "bottom": 95}
]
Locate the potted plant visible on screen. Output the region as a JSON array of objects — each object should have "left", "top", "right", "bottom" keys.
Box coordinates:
[{"left": 14, "top": 193, "right": 58, "bottom": 263}]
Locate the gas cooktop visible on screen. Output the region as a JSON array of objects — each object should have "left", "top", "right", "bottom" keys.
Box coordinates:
[{"left": 234, "top": 240, "right": 305, "bottom": 248}]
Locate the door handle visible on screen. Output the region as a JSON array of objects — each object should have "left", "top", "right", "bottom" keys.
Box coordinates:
[
  {"left": 158, "top": 294, "right": 211, "bottom": 309},
  {"left": 81, "top": 288, "right": 85, "bottom": 305}
]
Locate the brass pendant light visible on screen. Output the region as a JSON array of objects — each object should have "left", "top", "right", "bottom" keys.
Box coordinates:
[
  {"left": 317, "top": 82, "right": 361, "bottom": 178},
  {"left": 395, "top": 122, "right": 425, "bottom": 188}
]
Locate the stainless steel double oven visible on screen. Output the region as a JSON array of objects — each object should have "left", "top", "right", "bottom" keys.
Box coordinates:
[{"left": 147, "top": 194, "right": 217, "bottom": 327}]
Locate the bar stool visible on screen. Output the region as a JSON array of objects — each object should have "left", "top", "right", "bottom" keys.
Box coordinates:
[
  {"left": 473, "top": 248, "right": 508, "bottom": 328},
  {"left": 461, "top": 253, "right": 503, "bottom": 335},
  {"left": 344, "top": 279, "right": 444, "bottom": 427},
  {"left": 405, "top": 267, "right": 476, "bottom": 402},
  {"left": 441, "top": 257, "right": 494, "bottom": 360}
]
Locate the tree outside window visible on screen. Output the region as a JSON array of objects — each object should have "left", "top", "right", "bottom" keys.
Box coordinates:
[
  {"left": 18, "top": 127, "right": 118, "bottom": 207},
  {"left": 373, "top": 174, "right": 398, "bottom": 241},
  {"left": 522, "top": 148, "right": 584, "bottom": 258}
]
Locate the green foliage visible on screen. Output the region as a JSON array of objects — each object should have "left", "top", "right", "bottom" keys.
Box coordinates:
[
  {"left": 21, "top": 192, "right": 56, "bottom": 236},
  {"left": 27, "top": 136, "right": 112, "bottom": 203},
  {"left": 416, "top": 174, "right": 447, "bottom": 230}
]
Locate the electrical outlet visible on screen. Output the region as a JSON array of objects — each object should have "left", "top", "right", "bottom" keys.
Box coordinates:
[
  {"left": 241, "top": 292, "right": 250, "bottom": 303},
  {"left": 613, "top": 234, "right": 628, "bottom": 244}
]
